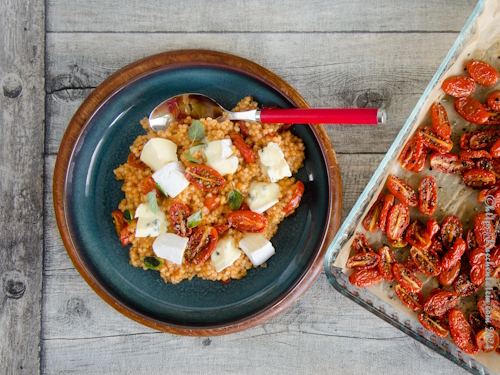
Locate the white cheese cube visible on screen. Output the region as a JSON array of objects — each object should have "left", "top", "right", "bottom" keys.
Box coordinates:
[
  {"left": 152, "top": 162, "right": 190, "bottom": 198},
  {"left": 204, "top": 139, "right": 239, "bottom": 176},
  {"left": 210, "top": 237, "right": 242, "bottom": 272},
  {"left": 247, "top": 181, "right": 279, "bottom": 214},
  {"left": 258, "top": 142, "right": 291, "bottom": 182},
  {"left": 152, "top": 233, "right": 189, "bottom": 265},
  {"left": 140, "top": 138, "right": 178, "bottom": 172},
  {"left": 238, "top": 234, "right": 275, "bottom": 266},
  {"left": 134, "top": 203, "right": 157, "bottom": 219},
  {"left": 134, "top": 203, "right": 167, "bottom": 238},
  {"left": 208, "top": 155, "right": 239, "bottom": 176}
]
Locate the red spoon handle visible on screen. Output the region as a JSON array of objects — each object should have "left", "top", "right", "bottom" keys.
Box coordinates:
[{"left": 259, "top": 108, "right": 384, "bottom": 125}]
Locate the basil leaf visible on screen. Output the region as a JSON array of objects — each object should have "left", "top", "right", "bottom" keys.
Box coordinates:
[
  {"left": 123, "top": 209, "right": 134, "bottom": 224},
  {"left": 187, "top": 210, "right": 203, "bottom": 228},
  {"left": 154, "top": 182, "right": 168, "bottom": 197},
  {"left": 183, "top": 153, "right": 201, "bottom": 164},
  {"left": 228, "top": 189, "right": 243, "bottom": 210},
  {"left": 187, "top": 120, "right": 205, "bottom": 141},
  {"left": 147, "top": 191, "right": 159, "bottom": 214},
  {"left": 143, "top": 256, "right": 162, "bottom": 270},
  {"left": 189, "top": 142, "right": 206, "bottom": 155}
]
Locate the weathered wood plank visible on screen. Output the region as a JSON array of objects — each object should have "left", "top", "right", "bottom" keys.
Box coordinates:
[
  {"left": 45, "top": 32, "right": 457, "bottom": 154},
  {"left": 0, "top": 0, "right": 45, "bottom": 373},
  {"left": 46, "top": 0, "right": 477, "bottom": 33}
]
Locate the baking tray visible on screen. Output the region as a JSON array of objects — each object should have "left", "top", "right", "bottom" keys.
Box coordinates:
[{"left": 324, "top": 0, "right": 500, "bottom": 374}]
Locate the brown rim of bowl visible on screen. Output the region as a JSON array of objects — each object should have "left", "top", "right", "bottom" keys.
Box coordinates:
[{"left": 53, "top": 49, "right": 343, "bottom": 336}]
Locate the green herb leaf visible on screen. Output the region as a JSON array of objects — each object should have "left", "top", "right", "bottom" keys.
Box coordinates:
[
  {"left": 228, "top": 189, "right": 243, "bottom": 210},
  {"left": 154, "top": 182, "right": 168, "bottom": 197},
  {"left": 189, "top": 142, "right": 206, "bottom": 155},
  {"left": 187, "top": 120, "right": 205, "bottom": 141},
  {"left": 123, "top": 209, "right": 134, "bottom": 224},
  {"left": 143, "top": 256, "right": 162, "bottom": 270},
  {"left": 147, "top": 191, "right": 159, "bottom": 214},
  {"left": 183, "top": 153, "right": 201, "bottom": 164},
  {"left": 187, "top": 210, "right": 203, "bottom": 228}
]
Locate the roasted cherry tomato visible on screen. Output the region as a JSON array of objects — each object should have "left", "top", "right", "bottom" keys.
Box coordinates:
[
  {"left": 204, "top": 196, "right": 219, "bottom": 211},
  {"left": 417, "top": 126, "right": 453, "bottom": 154},
  {"left": 111, "top": 210, "right": 130, "bottom": 246},
  {"left": 486, "top": 110, "right": 500, "bottom": 125},
  {"left": 466, "top": 60, "right": 499, "bottom": 87},
  {"left": 140, "top": 176, "right": 162, "bottom": 197},
  {"left": 469, "top": 130, "right": 500, "bottom": 150},
  {"left": 405, "top": 221, "right": 432, "bottom": 250},
  {"left": 418, "top": 176, "right": 437, "bottom": 216},
  {"left": 385, "top": 203, "right": 410, "bottom": 240},
  {"left": 438, "top": 260, "right": 461, "bottom": 286},
  {"left": 429, "top": 238, "right": 444, "bottom": 254},
  {"left": 460, "top": 133, "right": 472, "bottom": 149},
  {"left": 393, "top": 263, "right": 422, "bottom": 293},
  {"left": 454, "top": 96, "right": 489, "bottom": 124},
  {"left": 466, "top": 229, "right": 478, "bottom": 258},
  {"left": 227, "top": 210, "right": 267, "bottom": 233},
  {"left": 284, "top": 181, "right": 305, "bottom": 216},
  {"left": 442, "top": 76, "right": 476, "bottom": 97},
  {"left": 387, "top": 175, "right": 417, "bottom": 207},
  {"left": 423, "top": 290, "right": 458, "bottom": 317},
  {"left": 490, "top": 139, "right": 500, "bottom": 158},
  {"left": 442, "top": 238, "right": 466, "bottom": 269},
  {"left": 363, "top": 193, "right": 386, "bottom": 232},
  {"left": 427, "top": 218, "right": 440, "bottom": 239},
  {"left": 395, "top": 284, "right": 423, "bottom": 312},
  {"left": 429, "top": 153, "right": 474, "bottom": 174},
  {"left": 388, "top": 237, "right": 408, "bottom": 248},
  {"left": 469, "top": 310, "right": 486, "bottom": 335},
  {"left": 184, "top": 226, "right": 218, "bottom": 266},
  {"left": 410, "top": 246, "right": 441, "bottom": 276},
  {"left": 487, "top": 91, "right": 500, "bottom": 111},
  {"left": 185, "top": 164, "right": 226, "bottom": 192},
  {"left": 378, "top": 194, "right": 395, "bottom": 233},
  {"left": 346, "top": 252, "right": 380, "bottom": 271},
  {"left": 476, "top": 158, "right": 500, "bottom": 180},
  {"left": 477, "top": 186, "right": 500, "bottom": 204},
  {"left": 352, "top": 232, "right": 374, "bottom": 253},
  {"left": 469, "top": 248, "right": 486, "bottom": 286},
  {"left": 418, "top": 311, "right": 449, "bottom": 338},
  {"left": 170, "top": 202, "right": 192, "bottom": 237},
  {"left": 378, "top": 245, "right": 397, "bottom": 281},
  {"left": 405, "top": 256, "right": 421, "bottom": 273},
  {"left": 448, "top": 308, "right": 480, "bottom": 355},
  {"left": 491, "top": 245, "right": 500, "bottom": 267},
  {"left": 454, "top": 271, "right": 482, "bottom": 297},
  {"left": 441, "top": 215, "right": 463, "bottom": 250},
  {"left": 463, "top": 169, "right": 496, "bottom": 189},
  {"left": 230, "top": 133, "right": 256, "bottom": 163},
  {"left": 127, "top": 153, "right": 147, "bottom": 168},
  {"left": 431, "top": 102, "right": 452, "bottom": 139},
  {"left": 478, "top": 299, "right": 500, "bottom": 330},
  {"left": 348, "top": 268, "right": 384, "bottom": 288},
  {"left": 476, "top": 328, "right": 499, "bottom": 353},
  {"left": 238, "top": 120, "right": 251, "bottom": 138},
  {"left": 474, "top": 212, "right": 496, "bottom": 250},
  {"left": 238, "top": 202, "right": 251, "bottom": 211},
  {"left": 460, "top": 149, "right": 492, "bottom": 161},
  {"left": 398, "top": 137, "right": 424, "bottom": 170},
  {"left": 213, "top": 222, "right": 230, "bottom": 235},
  {"left": 412, "top": 147, "right": 428, "bottom": 173}
]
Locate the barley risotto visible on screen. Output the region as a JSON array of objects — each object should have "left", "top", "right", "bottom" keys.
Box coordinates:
[{"left": 112, "top": 97, "right": 306, "bottom": 284}]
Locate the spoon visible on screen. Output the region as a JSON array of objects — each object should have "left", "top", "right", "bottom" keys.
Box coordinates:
[{"left": 149, "top": 93, "right": 385, "bottom": 132}]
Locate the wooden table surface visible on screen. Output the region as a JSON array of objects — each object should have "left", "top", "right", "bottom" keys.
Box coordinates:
[{"left": 1, "top": 0, "right": 483, "bottom": 373}]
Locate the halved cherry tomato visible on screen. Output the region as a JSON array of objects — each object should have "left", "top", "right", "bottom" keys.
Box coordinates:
[
  {"left": 410, "top": 246, "right": 441, "bottom": 276},
  {"left": 466, "top": 60, "right": 499, "bottom": 87},
  {"left": 476, "top": 328, "right": 499, "bottom": 353},
  {"left": 423, "top": 290, "right": 458, "bottom": 317},
  {"left": 474, "top": 212, "right": 496, "bottom": 250},
  {"left": 184, "top": 226, "right": 218, "bottom": 266},
  {"left": 363, "top": 193, "right": 386, "bottom": 232},
  {"left": 398, "top": 137, "right": 424, "bottom": 170},
  {"left": 438, "top": 260, "right": 461, "bottom": 286},
  {"left": 378, "top": 245, "right": 397, "bottom": 281},
  {"left": 230, "top": 133, "right": 256, "bottom": 163},
  {"left": 418, "top": 176, "right": 437, "bottom": 216},
  {"left": 478, "top": 299, "right": 500, "bottom": 330},
  {"left": 204, "top": 196, "right": 219, "bottom": 211},
  {"left": 490, "top": 139, "right": 500, "bottom": 158},
  {"left": 491, "top": 245, "right": 500, "bottom": 267},
  {"left": 463, "top": 169, "right": 496, "bottom": 189},
  {"left": 405, "top": 256, "right": 421, "bottom": 273},
  {"left": 427, "top": 218, "right": 440, "bottom": 239},
  {"left": 412, "top": 147, "right": 428, "bottom": 172},
  {"left": 238, "top": 120, "right": 251, "bottom": 138},
  {"left": 487, "top": 92, "right": 500, "bottom": 111},
  {"left": 348, "top": 268, "right": 383, "bottom": 288},
  {"left": 185, "top": 164, "right": 226, "bottom": 192},
  {"left": 486, "top": 110, "right": 500, "bottom": 125},
  {"left": 477, "top": 186, "right": 500, "bottom": 204},
  {"left": 429, "top": 238, "right": 444, "bottom": 254},
  {"left": 460, "top": 149, "right": 492, "bottom": 161},
  {"left": 431, "top": 102, "right": 452, "bottom": 139},
  {"left": 140, "top": 176, "right": 162, "bottom": 197},
  {"left": 213, "top": 222, "right": 230, "bottom": 235},
  {"left": 387, "top": 175, "right": 417, "bottom": 207},
  {"left": 405, "top": 221, "right": 432, "bottom": 250},
  {"left": 469, "top": 130, "right": 500, "bottom": 150},
  {"left": 238, "top": 202, "right": 251, "bottom": 211},
  {"left": 352, "top": 232, "right": 374, "bottom": 253},
  {"left": 393, "top": 263, "right": 422, "bottom": 293},
  {"left": 466, "top": 229, "right": 478, "bottom": 257},
  {"left": 470, "top": 248, "right": 486, "bottom": 286},
  {"left": 441, "top": 215, "right": 463, "bottom": 250},
  {"left": 429, "top": 153, "right": 474, "bottom": 174},
  {"left": 284, "top": 181, "right": 305, "bottom": 216},
  {"left": 170, "top": 202, "right": 192, "bottom": 237},
  {"left": 442, "top": 238, "right": 466, "bottom": 269},
  {"left": 127, "top": 153, "right": 147, "bottom": 169},
  {"left": 378, "top": 194, "right": 395, "bottom": 233},
  {"left": 419, "top": 311, "right": 449, "bottom": 337},
  {"left": 442, "top": 76, "right": 476, "bottom": 97},
  {"left": 469, "top": 310, "right": 486, "bottom": 335},
  {"left": 227, "top": 210, "right": 267, "bottom": 233},
  {"left": 119, "top": 227, "right": 130, "bottom": 246},
  {"left": 111, "top": 210, "right": 130, "bottom": 246},
  {"left": 454, "top": 271, "right": 482, "bottom": 297},
  {"left": 476, "top": 158, "right": 500, "bottom": 180},
  {"left": 386, "top": 203, "right": 410, "bottom": 240},
  {"left": 395, "top": 284, "right": 423, "bottom": 312},
  {"left": 417, "top": 126, "right": 453, "bottom": 154},
  {"left": 448, "top": 308, "right": 480, "bottom": 355},
  {"left": 346, "top": 252, "right": 380, "bottom": 270},
  {"left": 389, "top": 237, "right": 408, "bottom": 248},
  {"left": 454, "top": 96, "right": 489, "bottom": 124},
  {"left": 460, "top": 133, "right": 472, "bottom": 149}
]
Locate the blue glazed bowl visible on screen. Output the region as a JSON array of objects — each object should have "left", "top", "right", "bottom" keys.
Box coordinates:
[{"left": 54, "top": 50, "right": 342, "bottom": 334}]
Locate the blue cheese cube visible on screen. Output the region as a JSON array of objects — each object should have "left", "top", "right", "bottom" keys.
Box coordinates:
[
  {"left": 134, "top": 203, "right": 167, "bottom": 238},
  {"left": 247, "top": 181, "right": 279, "bottom": 214},
  {"left": 210, "top": 237, "right": 242, "bottom": 272},
  {"left": 258, "top": 142, "right": 291, "bottom": 182}
]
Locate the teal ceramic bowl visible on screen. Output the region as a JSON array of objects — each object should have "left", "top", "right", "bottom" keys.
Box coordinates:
[{"left": 54, "top": 50, "right": 342, "bottom": 335}]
